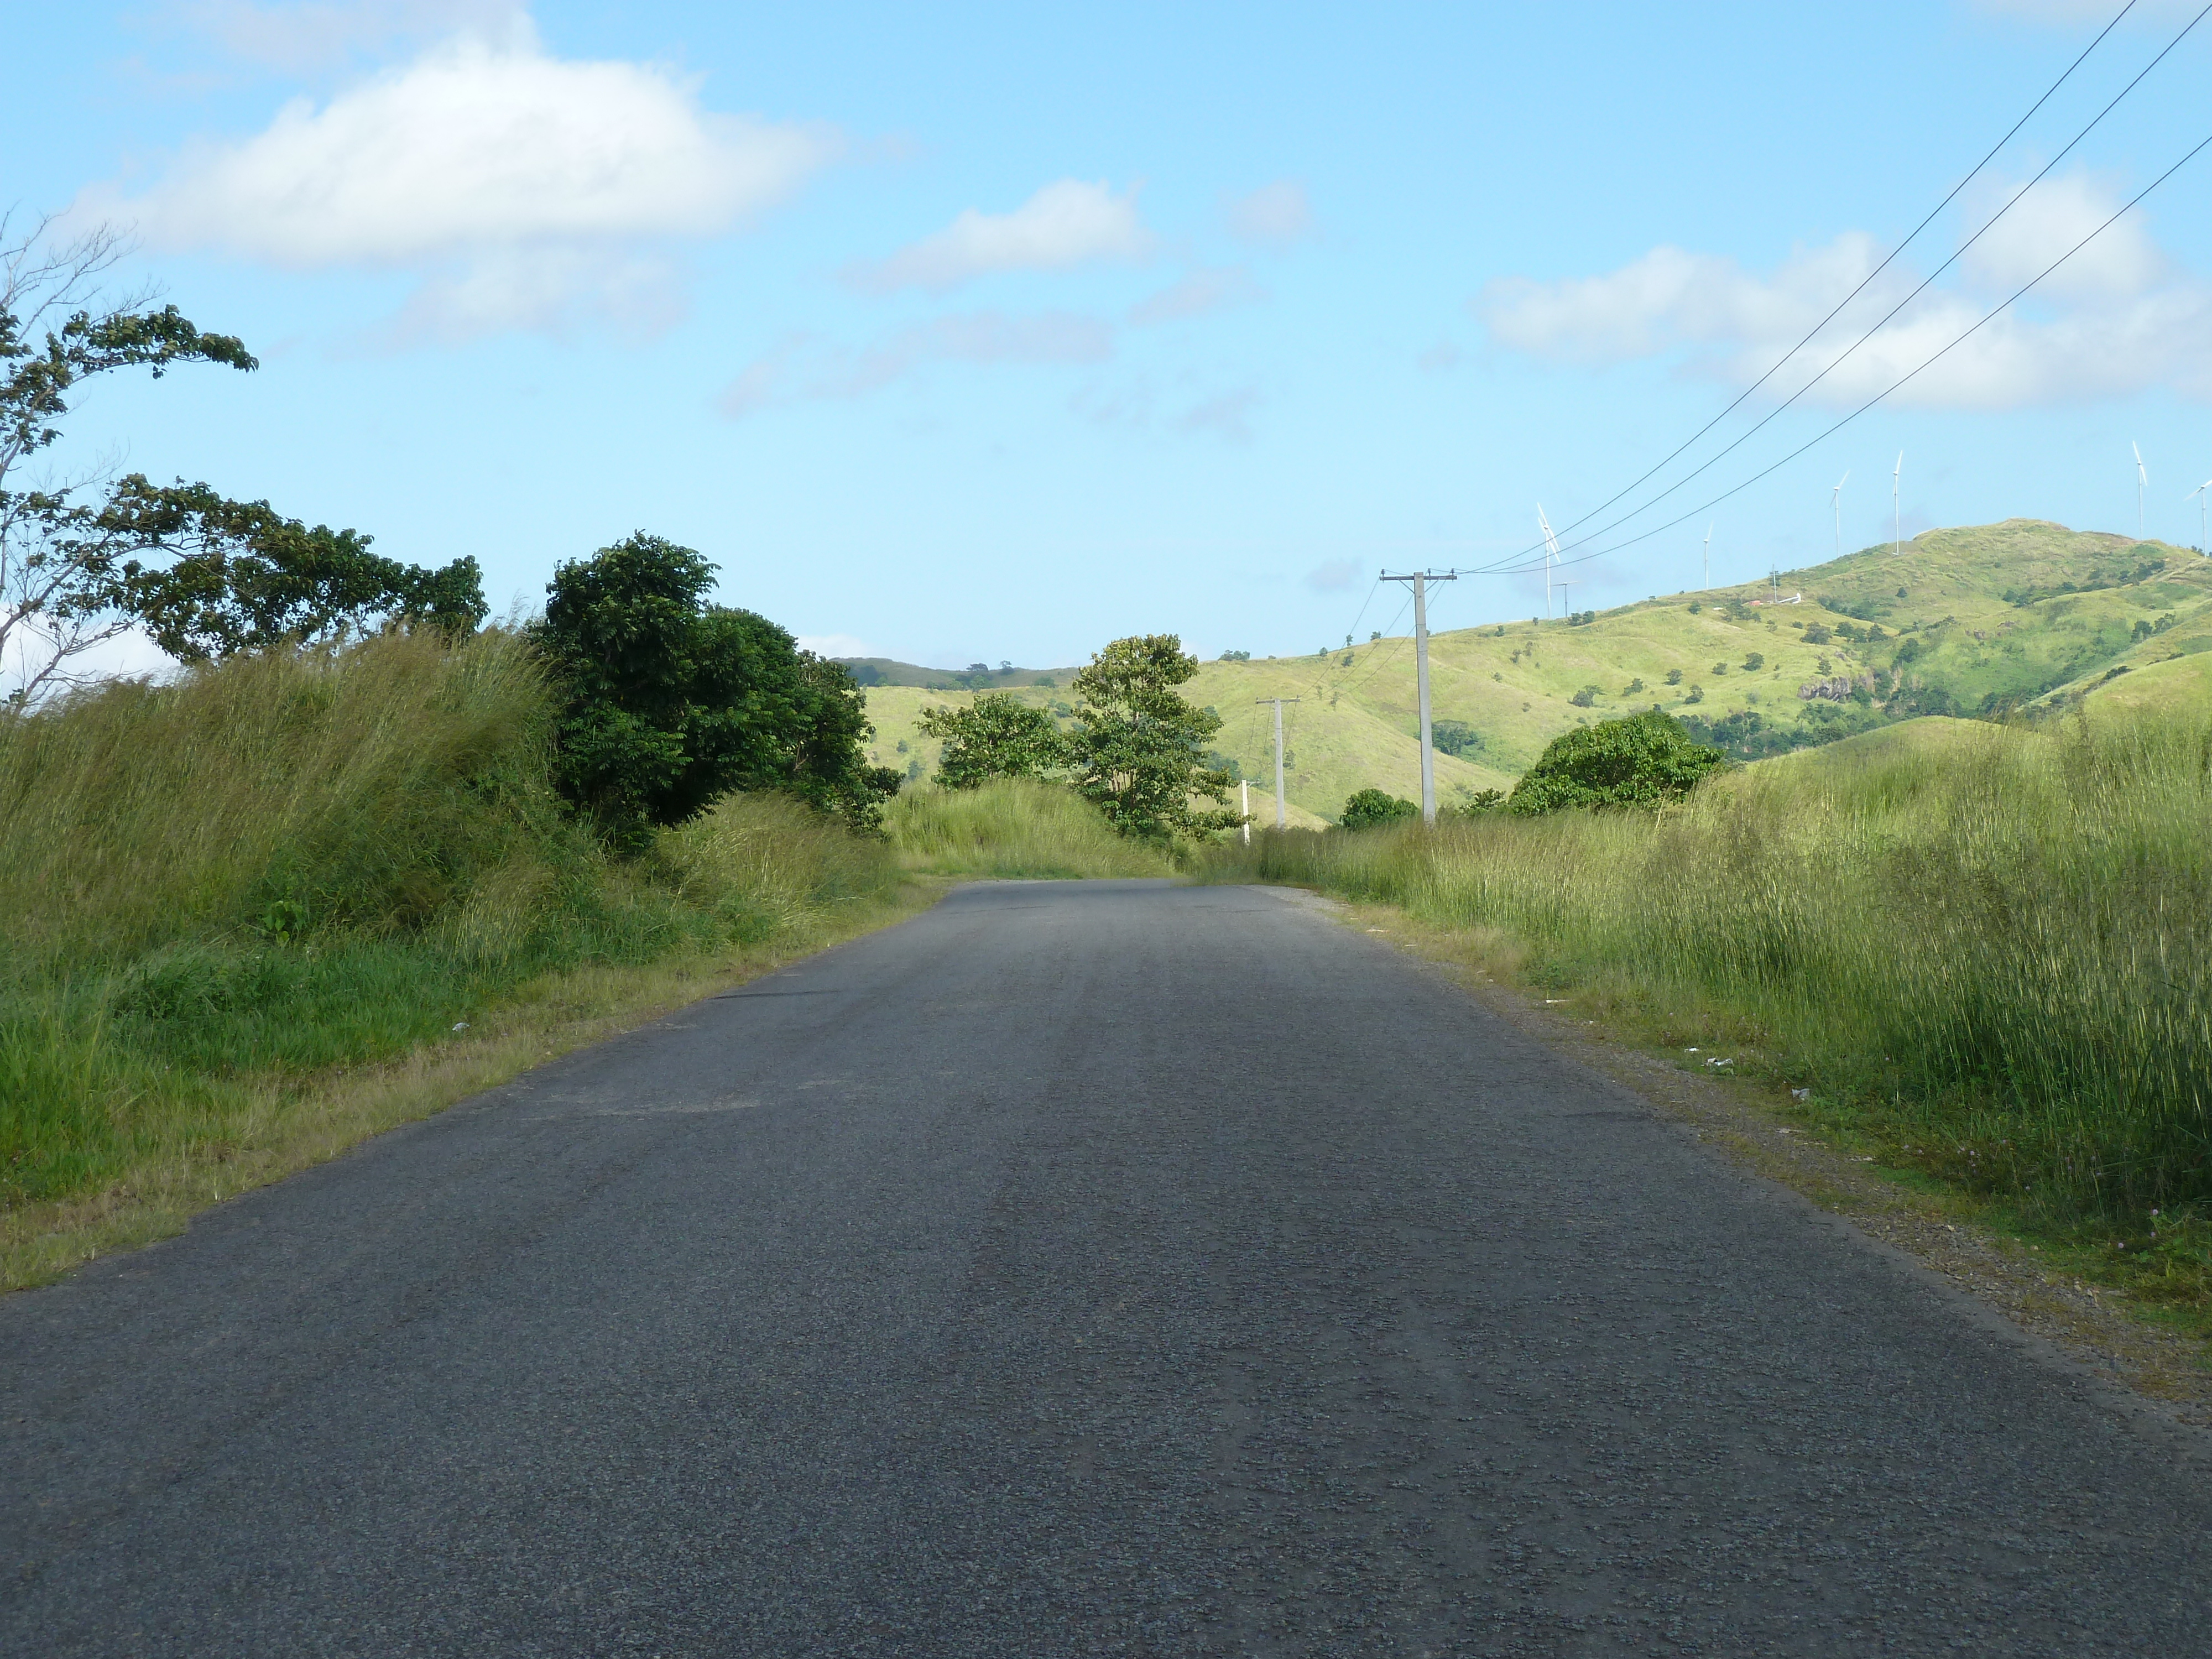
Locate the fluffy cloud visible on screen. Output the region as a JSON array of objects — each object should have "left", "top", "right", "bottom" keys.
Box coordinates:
[
  {"left": 1477, "top": 170, "right": 2212, "bottom": 408},
  {"left": 1128, "top": 265, "right": 1263, "bottom": 325},
  {"left": 169, "top": 0, "right": 527, "bottom": 72},
  {"left": 722, "top": 311, "right": 1114, "bottom": 418},
  {"left": 795, "top": 633, "right": 878, "bottom": 659},
  {"left": 854, "top": 180, "right": 1152, "bottom": 293},
  {"left": 88, "top": 22, "right": 836, "bottom": 337},
  {"left": 1225, "top": 180, "right": 1313, "bottom": 248}
]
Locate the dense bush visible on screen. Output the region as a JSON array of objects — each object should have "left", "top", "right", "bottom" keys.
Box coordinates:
[
  {"left": 1340, "top": 787, "right": 1417, "bottom": 830},
  {"left": 1507, "top": 711, "right": 1730, "bottom": 814},
  {"left": 529, "top": 534, "right": 898, "bottom": 847},
  {"left": 917, "top": 691, "right": 1064, "bottom": 788}
]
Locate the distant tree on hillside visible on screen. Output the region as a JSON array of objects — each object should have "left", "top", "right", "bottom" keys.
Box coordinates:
[
  {"left": 1430, "top": 718, "right": 1484, "bottom": 757},
  {"left": 1066, "top": 634, "right": 1241, "bottom": 841},
  {"left": 531, "top": 533, "right": 899, "bottom": 846},
  {"left": 1507, "top": 711, "right": 1729, "bottom": 815},
  {"left": 1339, "top": 788, "right": 1417, "bottom": 830},
  {"left": 917, "top": 692, "right": 1064, "bottom": 789}
]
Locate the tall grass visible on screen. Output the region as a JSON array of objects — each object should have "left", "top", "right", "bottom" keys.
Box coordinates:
[
  {"left": 1201, "top": 715, "right": 2212, "bottom": 1227},
  {"left": 0, "top": 632, "right": 903, "bottom": 1220},
  {"left": 887, "top": 777, "right": 1176, "bottom": 878}
]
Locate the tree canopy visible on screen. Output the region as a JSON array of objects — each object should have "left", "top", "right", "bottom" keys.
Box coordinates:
[
  {"left": 1506, "top": 710, "right": 1730, "bottom": 815},
  {"left": 530, "top": 533, "right": 899, "bottom": 846},
  {"left": 917, "top": 691, "right": 1063, "bottom": 789},
  {"left": 2, "top": 222, "right": 481, "bottom": 697},
  {"left": 1066, "top": 633, "right": 1240, "bottom": 841},
  {"left": 99, "top": 476, "right": 483, "bottom": 660},
  {"left": 1339, "top": 787, "right": 1417, "bottom": 830}
]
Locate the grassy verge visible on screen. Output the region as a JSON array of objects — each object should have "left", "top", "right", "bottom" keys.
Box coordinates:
[
  {"left": 1194, "top": 712, "right": 2212, "bottom": 1344},
  {"left": 886, "top": 776, "right": 1177, "bottom": 878},
  {"left": 0, "top": 634, "right": 928, "bottom": 1290}
]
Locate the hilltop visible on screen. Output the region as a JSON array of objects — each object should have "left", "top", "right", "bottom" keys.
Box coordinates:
[
  {"left": 860, "top": 520, "right": 2212, "bottom": 822},
  {"left": 833, "top": 656, "right": 1077, "bottom": 691}
]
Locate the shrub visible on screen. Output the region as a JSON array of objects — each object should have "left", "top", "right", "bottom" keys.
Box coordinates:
[
  {"left": 530, "top": 534, "right": 898, "bottom": 847},
  {"left": 1431, "top": 718, "right": 1484, "bottom": 757},
  {"left": 1507, "top": 711, "right": 1730, "bottom": 815},
  {"left": 1665, "top": 669, "right": 1683, "bottom": 686},
  {"left": 1340, "top": 788, "right": 1418, "bottom": 830},
  {"left": 1570, "top": 686, "right": 1599, "bottom": 707},
  {"left": 1743, "top": 652, "right": 1765, "bottom": 671},
  {"left": 917, "top": 692, "right": 1063, "bottom": 789}
]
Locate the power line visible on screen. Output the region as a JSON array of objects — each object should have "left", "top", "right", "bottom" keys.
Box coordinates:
[
  {"left": 1490, "top": 0, "right": 2157, "bottom": 568},
  {"left": 1492, "top": 122, "right": 2212, "bottom": 578},
  {"left": 1521, "top": 0, "right": 2212, "bottom": 571}
]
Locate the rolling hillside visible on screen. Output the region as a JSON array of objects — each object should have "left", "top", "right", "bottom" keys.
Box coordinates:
[{"left": 861, "top": 520, "right": 2212, "bottom": 823}]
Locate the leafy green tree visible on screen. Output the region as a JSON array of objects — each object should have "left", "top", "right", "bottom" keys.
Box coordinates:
[
  {"left": 1066, "top": 633, "right": 1241, "bottom": 841},
  {"left": 1339, "top": 787, "right": 1417, "bottom": 830},
  {"left": 530, "top": 533, "right": 898, "bottom": 847},
  {"left": 917, "top": 691, "right": 1065, "bottom": 788},
  {"left": 1, "top": 221, "right": 477, "bottom": 696},
  {"left": 1430, "top": 718, "right": 1483, "bottom": 757},
  {"left": 100, "top": 476, "right": 483, "bottom": 660},
  {"left": 1507, "top": 711, "right": 1730, "bottom": 815}
]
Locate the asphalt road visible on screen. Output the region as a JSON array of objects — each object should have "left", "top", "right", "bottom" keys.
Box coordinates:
[{"left": 6, "top": 879, "right": 2211, "bottom": 1657}]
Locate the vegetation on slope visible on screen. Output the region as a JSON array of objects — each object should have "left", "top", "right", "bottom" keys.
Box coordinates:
[
  {"left": 886, "top": 778, "right": 1174, "bottom": 879},
  {"left": 867, "top": 523, "right": 2211, "bottom": 823},
  {"left": 0, "top": 632, "right": 910, "bottom": 1285},
  {"left": 1199, "top": 708, "right": 2212, "bottom": 1314}
]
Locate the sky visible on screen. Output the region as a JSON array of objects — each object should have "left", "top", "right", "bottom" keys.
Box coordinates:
[{"left": 7, "top": 0, "right": 2212, "bottom": 674}]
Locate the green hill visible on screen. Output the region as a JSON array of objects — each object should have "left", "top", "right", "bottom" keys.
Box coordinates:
[
  {"left": 833, "top": 656, "right": 1078, "bottom": 690},
  {"left": 862, "top": 520, "right": 2212, "bottom": 823}
]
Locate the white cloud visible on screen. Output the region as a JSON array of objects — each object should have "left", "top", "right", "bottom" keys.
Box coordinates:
[
  {"left": 722, "top": 311, "right": 1115, "bottom": 418},
  {"left": 1305, "top": 558, "right": 1358, "bottom": 592},
  {"left": 1128, "top": 265, "right": 1263, "bottom": 325},
  {"left": 1959, "top": 170, "right": 2163, "bottom": 299},
  {"left": 1476, "top": 170, "right": 2212, "bottom": 409},
  {"left": 1225, "top": 180, "right": 1313, "bottom": 248},
  {"left": 88, "top": 22, "right": 837, "bottom": 337},
  {"left": 854, "top": 180, "right": 1152, "bottom": 293},
  {"left": 1180, "top": 386, "right": 1260, "bottom": 443},
  {"left": 168, "top": 0, "right": 526, "bottom": 72},
  {"left": 797, "top": 634, "right": 878, "bottom": 659}
]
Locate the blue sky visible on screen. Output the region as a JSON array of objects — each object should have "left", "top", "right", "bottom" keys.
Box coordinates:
[{"left": 8, "top": 0, "right": 2212, "bottom": 671}]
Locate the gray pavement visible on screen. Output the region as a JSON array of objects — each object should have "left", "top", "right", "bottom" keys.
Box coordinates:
[{"left": 5, "top": 878, "right": 2210, "bottom": 1656}]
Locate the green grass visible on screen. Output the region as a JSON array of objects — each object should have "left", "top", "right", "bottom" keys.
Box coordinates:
[
  {"left": 1196, "top": 707, "right": 2212, "bottom": 1319},
  {"left": 869, "top": 521, "right": 2212, "bottom": 825},
  {"left": 887, "top": 776, "right": 1176, "bottom": 878},
  {"left": 0, "top": 632, "right": 907, "bottom": 1266}
]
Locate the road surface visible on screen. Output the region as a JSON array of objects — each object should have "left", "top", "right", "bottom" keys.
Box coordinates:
[{"left": 6, "top": 879, "right": 2210, "bottom": 1656}]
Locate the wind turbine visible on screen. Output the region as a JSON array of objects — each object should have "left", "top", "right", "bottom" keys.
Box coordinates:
[
  {"left": 1832, "top": 471, "right": 1849, "bottom": 560},
  {"left": 2189, "top": 478, "right": 2211, "bottom": 556},
  {"left": 1537, "top": 504, "right": 1562, "bottom": 617},
  {"left": 2133, "top": 442, "right": 2148, "bottom": 539},
  {"left": 1892, "top": 452, "right": 1903, "bottom": 556}
]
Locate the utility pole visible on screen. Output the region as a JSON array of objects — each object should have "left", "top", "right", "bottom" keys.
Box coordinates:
[
  {"left": 1380, "top": 568, "right": 1457, "bottom": 822},
  {"left": 1256, "top": 697, "right": 1299, "bottom": 828},
  {"left": 1240, "top": 778, "right": 1250, "bottom": 845}
]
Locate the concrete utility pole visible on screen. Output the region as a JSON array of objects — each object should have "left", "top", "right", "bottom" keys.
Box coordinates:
[
  {"left": 1379, "top": 570, "right": 1457, "bottom": 822},
  {"left": 1256, "top": 697, "right": 1299, "bottom": 828}
]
